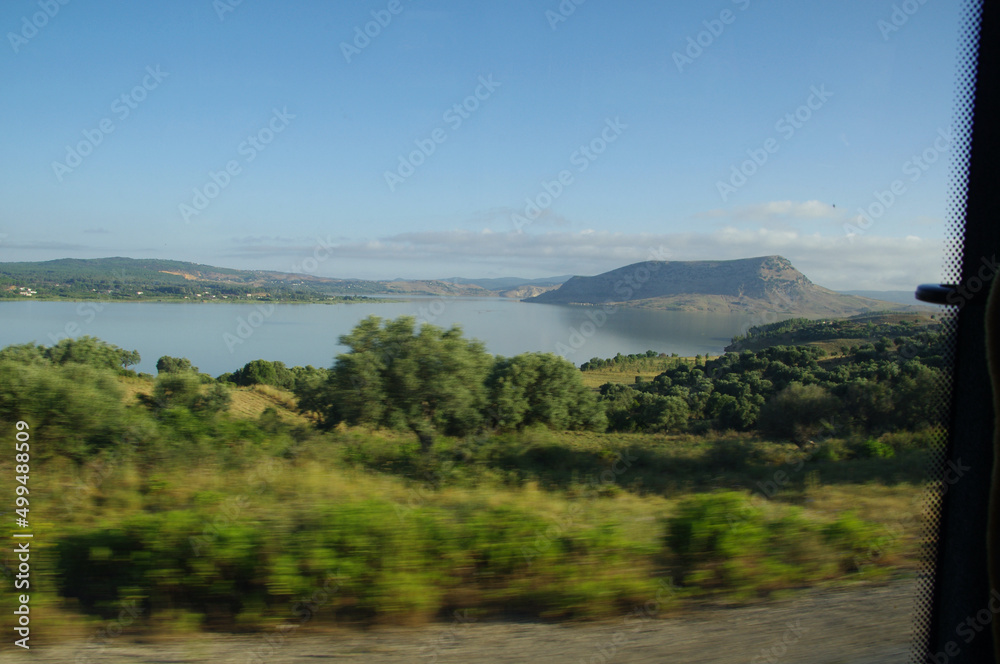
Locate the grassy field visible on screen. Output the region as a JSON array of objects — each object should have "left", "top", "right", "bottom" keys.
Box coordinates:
[{"left": 578, "top": 356, "right": 704, "bottom": 388}]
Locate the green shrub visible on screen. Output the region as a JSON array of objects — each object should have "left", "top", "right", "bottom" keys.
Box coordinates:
[
  {"left": 851, "top": 437, "right": 896, "bottom": 459},
  {"left": 53, "top": 497, "right": 662, "bottom": 627},
  {"left": 664, "top": 492, "right": 891, "bottom": 595}
]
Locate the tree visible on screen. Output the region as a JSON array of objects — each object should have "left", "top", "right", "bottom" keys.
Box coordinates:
[
  {"left": 150, "top": 372, "right": 202, "bottom": 410},
  {"left": 487, "top": 352, "right": 606, "bottom": 431},
  {"left": 0, "top": 343, "right": 46, "bottom": 365},
  {"left": 600, "top": 384, "right": 686, "bottom": 433},
  {"left": 145, "top": 372, "right": 231, "bottom": 415},
  {"left": 230, "top": 359, "right": 294, "bottom": 389},
  {"left": 318, "top": 316, "right": 493, "bottom": 452},
  {"left": 0, "top": 360, "right": 125, "bottom": 463},
  {"left": 758, "top": 382, "right": 839, "bottom": 444},
  {"left": 291, "top": 366, "right": 329, "bottom": 420},
  {"left": 120, "top": 349, "right": 141, "bottom": 371},
  {"left": 156, "top": 356, "right": 198, "bottom": 374},
  {"left": 45, "top": 336, "right": 136, "bottom": 373}
]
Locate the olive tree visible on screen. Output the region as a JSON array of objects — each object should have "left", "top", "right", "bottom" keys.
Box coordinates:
[{"left": 317, "top": 316, "right": 493, "bottom": 452}]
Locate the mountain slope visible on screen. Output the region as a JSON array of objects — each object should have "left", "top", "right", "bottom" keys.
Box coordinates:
[{"left": 524, "top": 255, "right": 908, "bottom": 317}]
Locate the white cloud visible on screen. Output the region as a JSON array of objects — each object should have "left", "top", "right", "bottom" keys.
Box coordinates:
[
  {"left": 225, "top": 228, "right": 945, "bottom": 291},
  {"left": 699, "top": 199, "right": 842, "bottom": 223}
]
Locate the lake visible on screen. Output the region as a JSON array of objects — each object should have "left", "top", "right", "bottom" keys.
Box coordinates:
[{"left": 0, "top": 299, "right": 762, "bottom": 376}]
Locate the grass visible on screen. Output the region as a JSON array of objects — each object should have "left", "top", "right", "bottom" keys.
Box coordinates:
[
  {"left": 0, "top": 376, "right": 938, "bottom": 645},
  {"left": 120, "top": 374, "right": 312, "bottom": 426},
  {"left": 580, "top": 368, "right": 668, "bottom": 388},
  {"left": 578, "top": 357, "right": 707, "bottom": 389},
  {"left": 228, "top": 384, "right": 312, "bottom": 425},
  {"left": 6, "top": 448, "right": 925, "bottom": 635}
]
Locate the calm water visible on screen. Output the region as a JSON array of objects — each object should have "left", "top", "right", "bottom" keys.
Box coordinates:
[{"left": 0, "top": 299, "right": 759, "bottom": 376}]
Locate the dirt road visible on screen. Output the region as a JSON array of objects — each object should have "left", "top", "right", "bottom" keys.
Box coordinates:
[{"left": 2, "top": 579, "right": 921, "bottom": 663}]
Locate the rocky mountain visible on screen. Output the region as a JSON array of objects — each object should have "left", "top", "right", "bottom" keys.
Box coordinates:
[{"left": 524, "top": 255, "right": 909, "bottom": 317}]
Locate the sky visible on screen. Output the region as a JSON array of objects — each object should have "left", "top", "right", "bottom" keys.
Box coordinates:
[{"left": 0, "top": 0, "right": 971, "bottom": 290}]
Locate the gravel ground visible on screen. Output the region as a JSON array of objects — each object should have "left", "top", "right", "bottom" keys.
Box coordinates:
[{"left": 1, "top": 579, "right": 921, "bottom": 664}]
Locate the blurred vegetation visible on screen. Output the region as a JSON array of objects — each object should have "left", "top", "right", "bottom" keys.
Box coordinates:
[{"left": 0, "top": 316, "right": 943, "bottom": 641}]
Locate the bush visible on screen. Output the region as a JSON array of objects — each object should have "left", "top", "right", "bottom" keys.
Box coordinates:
[
  {"left": 758, "top": 383, "right": 838, "bottom": 444},
  {"left": 229, "top": 359, "right": 296, "bottom": 390},
  {"left": 53, "top": 497, "right": 662, "bottom": 626},
  {"left": 851, "top": 437, "right": 895, "bottom": 459},
  {"left": 0, "top": 360, "right": 126, "bottom": 463},
  {"left": 156, "top": 356, "right": 198, "bottom": 374},
  {"left": 664, "top": 492, "right": 890, "bottom": 594}
]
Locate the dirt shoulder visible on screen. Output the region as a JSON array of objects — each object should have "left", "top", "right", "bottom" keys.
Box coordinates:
[{"left": 5, "top": 578, "right": 922, "bottom": 664}]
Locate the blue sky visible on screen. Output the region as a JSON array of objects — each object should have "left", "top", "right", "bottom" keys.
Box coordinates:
[{"left": 0, "top": 0, "right": 969, "bottom": 289}]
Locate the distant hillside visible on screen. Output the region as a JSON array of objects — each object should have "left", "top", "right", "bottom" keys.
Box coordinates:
[
  {"left": 725, "top": 311, "right": 941, "bottom": 353},
  {"left": 440, "top": 275, "right": 570, "bottom": 299},
  {"left": 0, "top": 257, "right": 536, "bottom": 301},
  {"left": 442, "top": 275, "right": 572, "bottom": 290},
  {"left": 524, "top": 256, "right": 913, "bottom": 317},
  {"left": 497, "top": 284, "right": 562, "bottom": 299}
]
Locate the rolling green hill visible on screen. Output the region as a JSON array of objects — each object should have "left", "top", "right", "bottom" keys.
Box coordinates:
[{"left": 0, "top": 257, "right": 487, "bottom": 301}]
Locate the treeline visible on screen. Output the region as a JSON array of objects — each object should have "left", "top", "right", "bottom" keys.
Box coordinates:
[
  {"left": 0, "top": 337, "right": 310, "bottom": 466},
  {"left": 0, "top": 324, "right": 606, "bottom": 463},
  {"left": 203, "top": 315, "right": 948, "bottom": 446},
  {"left": 599, "top": 329, "right": 946, "bottom": 440},
  {"left": 727, "top": 313, "right": 940, "bottom": 351},
  {"left": 0, "top": 313, "right": 947, "bottom": 463},
  {"left": 580, "top": 350, "right": 679, "bottom": 373},
  {"left": 0, "top": 277, "right": 374, "bottom": 302},
  {"left": 291, "top": 316, "right": 606, "bottom": 451}
]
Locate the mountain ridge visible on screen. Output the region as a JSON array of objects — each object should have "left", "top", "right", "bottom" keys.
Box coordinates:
[{"left": 523, "top": 255, "right": 919, "bottom": 317}]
